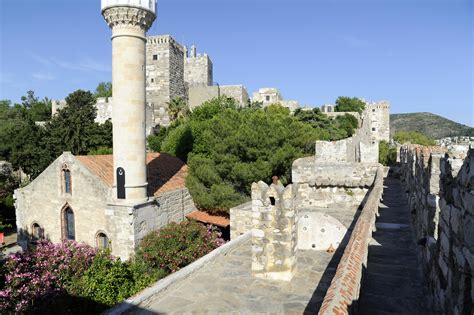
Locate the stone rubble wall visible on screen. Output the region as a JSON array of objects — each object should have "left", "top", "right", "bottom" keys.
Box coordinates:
[
  {"left": 219, "top": 85, "right": 250, "bottom": 107},
  {"left": 315, "top": 103, "right": 387, "bottom": 164},
  {"left": 399, "top": 144, "right": 473, "bottom": 314},
  {"left": 251, "top": 181, "right": 297, "bottom": 281},
  {"left": 318, "top": 166, "right": 384, "bottom": 315},
  {"left": 133, "top": 187, "right": 197, "bottom": 247}
]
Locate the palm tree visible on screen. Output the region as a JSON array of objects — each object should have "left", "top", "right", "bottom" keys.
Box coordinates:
[{"left": 167, "top": 97, "right": 190, "bottom": 121}]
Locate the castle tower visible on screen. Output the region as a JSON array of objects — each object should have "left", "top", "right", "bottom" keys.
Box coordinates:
[
  {"left": 101, "top": 0, "right": 157, "bottom": 202},
  {"left": 146, "top": 35, "right": 187, "bottom": 127},
  {"left": 184, "top": 45, "right": 213, "bottom": 87}
]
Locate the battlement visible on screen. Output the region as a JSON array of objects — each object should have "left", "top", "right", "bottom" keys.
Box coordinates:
[
  {"left": 365, "top": 100, "right": 390, "bottom": 110},
  {"left": 146, "top": 35, "right": 185, "bottom": 53}
]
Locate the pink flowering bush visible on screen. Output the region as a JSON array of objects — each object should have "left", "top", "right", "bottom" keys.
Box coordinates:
[
  {"left": 0, "top": 222, "right": 226, "bottom": 314},
  {"left": 0, "top": 240, "right": 98, "bottom": 313}
]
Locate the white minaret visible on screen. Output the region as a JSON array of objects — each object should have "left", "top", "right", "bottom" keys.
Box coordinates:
[{"left": 101, "top": 0, "right": 156, "bottom": 202}]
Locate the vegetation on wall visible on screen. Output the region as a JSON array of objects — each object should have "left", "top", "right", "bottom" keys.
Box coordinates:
[
  {"left": 148, "top": 97, "right": 360, "bottom": 213},
  {"left": 393, "top": 130, "right": 436, "bottom": 146},
  {"left": 378, "top": 140, "right": 397, "bottom": 166},
  {"left": 0, "top": 221, "right": 224, "bottom": 314},
  {"left": 334, "top": 96, "right": 366, "bottom": 114}
]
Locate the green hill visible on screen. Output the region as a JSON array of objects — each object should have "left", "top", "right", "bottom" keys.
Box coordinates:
[{"left": 390, "top": 112, "right": 474, "bottom": 139}]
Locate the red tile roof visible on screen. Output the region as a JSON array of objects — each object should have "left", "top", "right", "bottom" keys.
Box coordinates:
[
  {"left": 75, "top": 152, "right": 188, "bottom": 196},
  {"left": 186, "top": 210, "right": 230, "bottom": 228}
]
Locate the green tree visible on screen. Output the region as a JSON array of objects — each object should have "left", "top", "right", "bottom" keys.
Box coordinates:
[
  {"left": 393, "top": 131, "right": 436, "bottom": 146},
  {"left": 379, "top": 140, "right": 397, "bottom": 166},
  {"left": 94, "top": 82, "right": 112, "bottom": 99},
  {"left": 42, "top": 90, "right": 112, "bottom": 158},
  {"left": 167, "top": 97, "right": 190, "bottom": 121},
  {"left": 335, "top": 96, "right": 366, "bottom": 114}
]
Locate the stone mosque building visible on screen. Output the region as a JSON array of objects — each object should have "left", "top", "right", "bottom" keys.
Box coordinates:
[{"left": 15, "top": 0, "right": 197, "bottom": 260}]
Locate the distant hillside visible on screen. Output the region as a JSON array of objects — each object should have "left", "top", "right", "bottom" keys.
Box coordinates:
[{"left": 390, "top": 112, "right": 474, "bottom": 139}]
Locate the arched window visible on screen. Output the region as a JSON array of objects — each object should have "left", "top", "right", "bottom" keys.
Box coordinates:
[
  {"left": 96, "top": 232, "right": 110, "bottom": 249},
  {"left": 62, "top": 206, "right": 75, "bottom": 240},
  {"left": 31, "top": 223, "right": 44, "bottom": 240},
  {"left": 62, "top": 164, "right": 72, "bottom": 194}
]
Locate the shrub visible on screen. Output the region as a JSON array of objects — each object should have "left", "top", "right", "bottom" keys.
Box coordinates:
[
  {"left": 72, "top": 251, "right": 162, "bottom": 307},
  {"left": 379, "top": 140, "right": 397, "bottom": 166},
  {"left": 334, "top": 96, "right": 366, "bottom": 114},
  {"left": 393, "top": 131, "right": 436, "bottom": 146},
  {"left": 136, "top": 221, "right": 225, "bottom": 274},
  {"left": 0, "top": 240, "right": 98, "bottom": 313}
]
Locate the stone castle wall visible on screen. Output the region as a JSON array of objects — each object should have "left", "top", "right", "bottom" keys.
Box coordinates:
[
  {"left": 184, "top": 50, "right": 213, "bottom": 87},
  {"left": 146, "top": 35, "right": 186, "bottom": 127},
  {"left": 319, "top": 166, "right": 384, "bottom": 314},
  {"left": 400, "top": 145, "right": 473, "bottom": 314}
]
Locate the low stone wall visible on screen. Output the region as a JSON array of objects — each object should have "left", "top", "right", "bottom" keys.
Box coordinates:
[
  {"left": 399, "top": 144, "right": 473, "bottom": 314},
  {"left": 318, "top": 166, "right": 384, "bottom": 314},
  {"left": 133, "top": 188, "right": 196, "bottom": 246},
  {"left": 229, "top": 201, "right": 252, "bottom": 239}
]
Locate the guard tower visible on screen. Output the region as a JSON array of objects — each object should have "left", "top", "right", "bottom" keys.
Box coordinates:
[{"left": 101, "top": 0, "right": 157, "bottom": 202}]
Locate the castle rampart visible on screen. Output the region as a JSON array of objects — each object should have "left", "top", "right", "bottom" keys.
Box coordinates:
[{"left": 399, "top": 144, "right": 473, "bottom": 314}]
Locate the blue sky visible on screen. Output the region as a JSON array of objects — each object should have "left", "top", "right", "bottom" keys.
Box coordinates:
[{"left": 0, "top": 0, "right": 472, "bottom": 126}]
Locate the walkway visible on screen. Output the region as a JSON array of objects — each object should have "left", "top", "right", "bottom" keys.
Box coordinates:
[
  {"left": 129, "top": 240, "right": 339, "bottom": 314},
  {"left": 358, "top": 176, "right": 433, "bottom": 314}
]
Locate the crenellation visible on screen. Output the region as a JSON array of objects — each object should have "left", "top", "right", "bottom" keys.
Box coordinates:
[{"left": 400, "top": 144, "right": 473, "bottom": 314}]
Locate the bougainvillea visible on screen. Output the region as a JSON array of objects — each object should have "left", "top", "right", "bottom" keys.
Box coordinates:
[
  {"left": 0, "top": 222, "right": 226, "bottom": 314},
  {"left": 0, "top": 240, "right": 98, "bottom": 313}
]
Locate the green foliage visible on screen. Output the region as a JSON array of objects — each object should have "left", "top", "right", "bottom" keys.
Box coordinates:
[
  {"left": 335, "top": 96, "right": 366, "bottom": 114},
  {"left": 293, "top": 108, "right": 358, "bottom": 140},
  {"left": 135, "top": 221, "right": 223, "bottom": 274},
  {"left": 72, "top": 250, "right": 160, "bottom": 307},
  {"left": 20, "top": 90, "right": 52, "bottom": 121},
  {"left": 0, "top": 90, "right": 112, "bottom": 179},
  {"left": 393, "top": 131, "right": 436, "bottom": 146},
  {"left": 151, "top": 98, "right": 362, "bottom": 213},
  {"left": 94, "top": 82, "right": 112, "bottom": 99},
  {"left": 147, "top": 126, "right": 169, "bottom": 152},
  {"left": 167, "top": 97, "right": 190, "bottom": 122},
  {"left": 334, "top": 114, "right": 359, "bottom": 138},
  {"left": 0, "top": 168, "right": 17, "bottom": 228},
  {"left": 88, "top": 147, "right": 113, "bottom": 155},
  {"left": 379, "top": 140, "right": 397, "bottom": 166},
  {"left": 160, "top": 124, "right": 193, "bottom": 161}
]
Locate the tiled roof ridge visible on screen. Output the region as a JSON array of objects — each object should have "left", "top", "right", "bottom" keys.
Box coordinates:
[{"left": 75, "top": 152, "right": 188, "bottom": 196}]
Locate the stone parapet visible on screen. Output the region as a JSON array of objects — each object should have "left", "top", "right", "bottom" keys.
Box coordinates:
[
  {"left": 318, "top": 166, "right": 384, "bottom": 314},
  {"left": 292, "top": 158, "right": 378, "bottom": 188},
  {"left": 229, "top": 201, "right": 252, "bottom": 240},
  {"left": 251, "top": 182, "right": 297, "bottom": 281},
  {"left": 399, "top": 144, "right": 473, "bottom": 314}
]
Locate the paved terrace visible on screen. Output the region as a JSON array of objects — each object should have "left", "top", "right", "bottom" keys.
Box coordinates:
[{"left": 129, "top": 239, "right": 345, "bottom": 314}]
